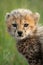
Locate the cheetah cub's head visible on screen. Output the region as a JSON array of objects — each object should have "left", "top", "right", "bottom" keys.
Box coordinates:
[{"left": 5, "top": 9, "right": 40, "bottom": 40}]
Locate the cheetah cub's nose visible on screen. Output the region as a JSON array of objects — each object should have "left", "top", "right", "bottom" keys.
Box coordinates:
[{"left": 17, "top": 31, "right": 23, "bottom": 36}]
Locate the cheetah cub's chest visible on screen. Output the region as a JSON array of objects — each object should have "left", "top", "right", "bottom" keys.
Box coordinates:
[{"left": 16, "top": 37, "right": 42, "bottom": 65}]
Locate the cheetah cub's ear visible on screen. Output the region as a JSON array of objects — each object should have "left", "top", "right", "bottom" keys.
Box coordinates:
[
  {"left": 5, "top": 12, "right": 13, "bottom": 23},
  {"left": 5, "top": 13, "right": 11, "bottom": 21},
  {"left": 33, "top": 12, "right": 40, "bottom": 24}
]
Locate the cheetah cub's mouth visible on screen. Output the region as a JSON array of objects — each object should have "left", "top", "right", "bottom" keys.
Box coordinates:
[{"left": 5, "top": 9, "right": 40, "bottom": 40}]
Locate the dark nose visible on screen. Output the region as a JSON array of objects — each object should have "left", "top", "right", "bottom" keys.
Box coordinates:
[{"left": 17, "top": 31, "right": 23, "bottom": 36}]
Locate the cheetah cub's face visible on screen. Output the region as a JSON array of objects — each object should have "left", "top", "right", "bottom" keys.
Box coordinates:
[{"left": 5, "top": 9, "right": 40, "bottom": 40}]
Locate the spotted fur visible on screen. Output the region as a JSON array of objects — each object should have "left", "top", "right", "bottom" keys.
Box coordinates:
[{"left": 17, "top": 35, "right": 43, "bottom": 65}]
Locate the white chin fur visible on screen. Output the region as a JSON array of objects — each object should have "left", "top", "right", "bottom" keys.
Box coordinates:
[{"left": 15, "top": 36, "right": 26, "bottom": 40}]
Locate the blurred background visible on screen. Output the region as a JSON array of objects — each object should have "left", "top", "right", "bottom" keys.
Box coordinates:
[{"left": 0, "top": 0, "right": 43, "bottom": 65}]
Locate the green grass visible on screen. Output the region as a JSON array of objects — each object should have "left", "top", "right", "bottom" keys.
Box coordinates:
[{"left": 0, "top": 0, "right": 43, "bottom": 65}]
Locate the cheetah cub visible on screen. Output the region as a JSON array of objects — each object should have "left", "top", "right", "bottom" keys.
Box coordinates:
[{"left": 5, "top": 9, "right": 43, "bottom": 65}]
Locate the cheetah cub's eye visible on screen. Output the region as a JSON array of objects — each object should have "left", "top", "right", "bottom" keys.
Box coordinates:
[
  {"left": 24, "top": 23, "right": 29, "bottom": 27},
  {"left": 12, "top": 24, "right": 17, "bottom": 27}
]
